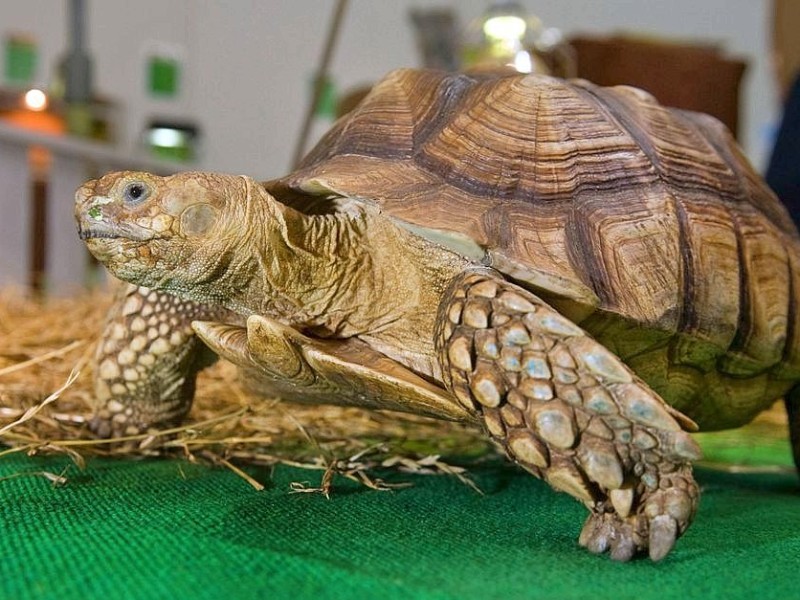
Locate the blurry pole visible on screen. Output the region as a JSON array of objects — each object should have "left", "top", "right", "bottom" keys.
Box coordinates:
[
  {"left": 65, "top": 0, "right": 91, "bottom": 103},
  {"left": 291, "top": 0, "right": 349, "bottom": 169},
  {"left": 64, "top": 0, "right": 93, "bottom": 136}
]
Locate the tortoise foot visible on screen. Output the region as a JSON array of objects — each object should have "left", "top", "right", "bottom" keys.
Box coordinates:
[
  {"left": 88, "top": 408, "right": 156, "bottom": 440},
  {"left": 436, "top": 269, "right": 702, "bottom": 561},
  {"left": 89, "top": 410, "right": 136, "bottom": 439},
  {"left": 580, "top": 465, "right": 698, "bottom": 561}
]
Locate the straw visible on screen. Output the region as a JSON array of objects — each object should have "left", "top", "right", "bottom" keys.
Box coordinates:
[{"left": 0, "top": 287, "right": 491, "bottom": 492}]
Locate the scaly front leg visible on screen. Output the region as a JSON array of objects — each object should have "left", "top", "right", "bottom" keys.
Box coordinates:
[
  {"left": 91, "top": 283, "right": 225, "bottom": 437},
  {"left": 435, "top": 270, "right": 702, "bottom": 561}
]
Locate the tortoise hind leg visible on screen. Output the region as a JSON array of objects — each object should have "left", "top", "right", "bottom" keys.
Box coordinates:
[
  {"left": 786, "top": 387, "right": 800, "bottom": 476},
  {"left": 435, "top": 270, "right": 702, "bottom": 561}
]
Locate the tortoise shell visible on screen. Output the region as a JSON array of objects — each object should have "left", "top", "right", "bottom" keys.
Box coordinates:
[{"left": 268, "top": 68, "right": 800, "bottom": 427}]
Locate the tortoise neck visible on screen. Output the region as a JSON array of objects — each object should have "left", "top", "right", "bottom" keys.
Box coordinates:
[
  {"left": 275, "top": 200, "right": 471, "bottom": 380},
  {"left": 232, "top": 193, "right": 469, "bottom": 379},
  {"left": 260, "top": 202, "right": 376, "bottom": 333},
  {"left": 221, "top": 192, "right": 381, "bottom": 334}
]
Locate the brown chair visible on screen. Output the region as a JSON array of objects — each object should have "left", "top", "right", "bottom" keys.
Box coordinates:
[{"left": 569, "top": 35, "right": 747, "bottom": 138}]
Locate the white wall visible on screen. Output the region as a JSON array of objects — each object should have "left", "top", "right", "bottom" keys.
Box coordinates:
[{"left": 0, "top": 0, "right": 778, "bottom": 178}]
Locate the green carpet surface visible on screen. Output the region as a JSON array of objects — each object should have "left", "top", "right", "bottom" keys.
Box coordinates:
[{"left": 0, "top": 451, "right": 798, "bottom": 600}]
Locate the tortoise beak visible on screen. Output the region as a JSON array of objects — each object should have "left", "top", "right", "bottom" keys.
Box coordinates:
[
  {"left": 74, "top": 188, "right": 156, "bottom": 242},
  {"left": 76, "top": 215, "right": 157, "bottom": 242},
  {"left": 77, "top": 216, "right": 118, "bottom": 240},
  {"left": 75, "top": 184, "right": 112, "bottom": 239}
]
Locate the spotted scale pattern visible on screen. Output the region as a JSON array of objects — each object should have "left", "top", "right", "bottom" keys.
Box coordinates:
[
  {"left": 435, "top": 270, "right": 701, "bottom": 561},
  {"left": 91, "top": 283, "right": 227, "bottom": 437}
]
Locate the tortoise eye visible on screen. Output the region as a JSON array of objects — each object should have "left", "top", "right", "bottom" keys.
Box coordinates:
[{"left": 123, "top": 181, "right": 149, "bottom": 205}]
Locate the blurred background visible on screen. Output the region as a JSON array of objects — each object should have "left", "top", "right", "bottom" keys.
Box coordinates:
[{"left": 0, "top": 0, "right": 796, "bottom": 294}]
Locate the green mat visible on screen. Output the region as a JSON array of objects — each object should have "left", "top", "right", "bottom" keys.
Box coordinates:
[{"left": 1, "top": 452, "right": 797, "bottom": 600}]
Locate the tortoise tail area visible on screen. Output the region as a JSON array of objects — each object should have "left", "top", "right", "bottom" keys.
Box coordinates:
[{"left": 786, "top": 387, "right": 800, "bottom": 476}]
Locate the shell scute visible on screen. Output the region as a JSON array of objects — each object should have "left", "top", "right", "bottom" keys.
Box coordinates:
[{"left": 278, "top": 68, "right": 800, "bottom": 404}]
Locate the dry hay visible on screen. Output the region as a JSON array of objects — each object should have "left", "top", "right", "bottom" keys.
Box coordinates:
[{"left": 0, "top": 286, "right": 491, "bottom": 492}]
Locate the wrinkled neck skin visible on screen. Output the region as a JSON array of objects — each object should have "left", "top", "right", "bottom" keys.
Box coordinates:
[{"left": 197, "top": 184, "right": 470, "bottom": 380}]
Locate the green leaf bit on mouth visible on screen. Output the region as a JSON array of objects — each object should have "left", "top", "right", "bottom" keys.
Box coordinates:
[{"left": 88, "top": 206, "right": 103, "bottom": 221}]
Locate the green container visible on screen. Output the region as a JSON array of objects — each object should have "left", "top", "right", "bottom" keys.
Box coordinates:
[
  {"left": 4, "top": 35, "right": 37, "bottom": 85},
  {"left": 148, "top": 55, "right": 180, "bottom": 97}
]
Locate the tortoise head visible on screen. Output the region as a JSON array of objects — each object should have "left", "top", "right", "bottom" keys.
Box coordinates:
[{"left": 75, "top": 170, "right": 263, "bottom": 301}]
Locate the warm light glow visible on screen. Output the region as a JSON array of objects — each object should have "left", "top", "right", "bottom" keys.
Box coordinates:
[
  {"left": 483, "top": 15, "right": 527, "bottom": 41},
  {"left": 24, "top": 88, "right": 48, "bottom": 112}
]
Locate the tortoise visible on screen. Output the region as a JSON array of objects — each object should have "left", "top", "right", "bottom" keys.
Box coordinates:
[{"left": 74, "top": 68, "right": 800, "bottom": 562}]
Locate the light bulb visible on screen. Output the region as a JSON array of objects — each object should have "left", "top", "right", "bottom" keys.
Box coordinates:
[
  {"left": 24, "top": 89, "right": 48, "bottom": 112},
  {"left": 483, "top": 15, "right": 527, "bottom": 41}
]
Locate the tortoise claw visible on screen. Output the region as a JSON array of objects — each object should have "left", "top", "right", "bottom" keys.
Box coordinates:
[
  {"left": 579, "top": 515, "right": 614, "bottom": 555},
  {"left": 610, "top": 534, "right": 637, "bottom": 562},
  {"left": 579, "top": 513, "right": 643, "bottom": 562},
  {"left": 648, "top": 515, "right": 678, "bottom": 562},
  {"left": 89, "top": 414, "right": 114, "bottom": 439}
]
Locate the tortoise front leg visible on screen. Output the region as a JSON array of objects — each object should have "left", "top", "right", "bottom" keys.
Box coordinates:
[
  {"left": 435, "top": 270, "right": 702, "bottom": 561},
  {"left": 91, "top": 284, "right": 224, "bottom": 437}
]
